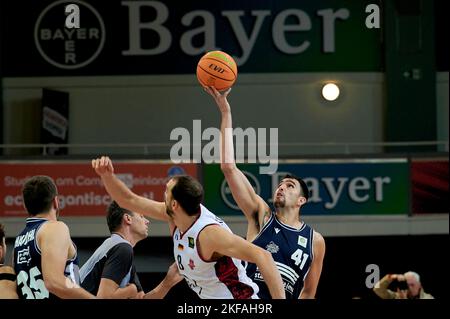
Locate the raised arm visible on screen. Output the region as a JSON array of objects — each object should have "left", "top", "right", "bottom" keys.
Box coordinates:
[
  {"left": 300, "top": 231, "right": 325, "bottom": 299},
  {"left": 92, "top": 156, "right": 168, "bottom": 222},
  {"left": 199, "top": 225, "right": 285, "bottom": 299},
  {"left": 205, "top": 88, "right": 270, "bottom": 235},
  {"left": 40, "top": 222, "right": 95, "bottom": 299},
  {"left": 373, "top": 274, "right": 397, "bottom": 299}
]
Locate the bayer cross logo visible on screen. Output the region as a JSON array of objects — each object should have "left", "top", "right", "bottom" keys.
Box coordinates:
[
  {"left": 221, "top": 170, "right": 260, "bottom": 210},
  {"left": 34, "top": 0, "right": 105, "bottom": 69}
]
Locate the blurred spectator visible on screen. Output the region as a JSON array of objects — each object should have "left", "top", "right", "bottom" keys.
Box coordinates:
[
  {"left": 0, "top": 223, "right": 19, "bottom": 299},
  {"left": 373, "top": 272, "right": 434, "bottom": 299}
]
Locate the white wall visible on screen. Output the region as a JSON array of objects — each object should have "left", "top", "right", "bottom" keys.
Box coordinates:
[{"left": 4, "top": 73, "right": 385, "bottom": 156}]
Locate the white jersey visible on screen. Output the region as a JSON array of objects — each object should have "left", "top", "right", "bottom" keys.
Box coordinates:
[{"left": 173, "top": 204, "right": 259, "bottom": 299}]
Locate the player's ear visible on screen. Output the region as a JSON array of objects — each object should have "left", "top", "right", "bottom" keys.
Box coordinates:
[
  {"left": 172, "top": 199, "right": 178, "bottom": 210},
  {"left": 123, "top": 213, "right": 133, "bottom": 225},
  {"left": 298, "top": 196, "right": 306, "bottom": 207},
  {"left": 53, "top": 196, "right": 59, "bottom": 210}
]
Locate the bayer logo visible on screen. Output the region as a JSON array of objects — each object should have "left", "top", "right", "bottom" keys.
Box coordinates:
[
  {"left": 34, "top": 0, "right": 105, "bottom": 69},
  {"left": 220, "top": 170, "right": 261, "bottom": 210}
]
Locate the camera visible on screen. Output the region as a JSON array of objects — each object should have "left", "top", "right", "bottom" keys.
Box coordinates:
[{"left": 389, "top": 279, "right": 408, "bottom": 291}]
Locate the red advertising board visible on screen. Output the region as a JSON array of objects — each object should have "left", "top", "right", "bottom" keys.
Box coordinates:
[
  {"left": 412, "top": 159, "right": 449, "bottom": 214},
  {"left": 0, "top": 161, "right": 197, "bottom": 217}
]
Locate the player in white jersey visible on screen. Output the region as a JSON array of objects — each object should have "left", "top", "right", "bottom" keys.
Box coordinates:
[
  {"left": 92, "top": 157, "right": 285, "bottom": 299},
  {"left": 173, "top": 204, "right": 258, "bottom": 298}
]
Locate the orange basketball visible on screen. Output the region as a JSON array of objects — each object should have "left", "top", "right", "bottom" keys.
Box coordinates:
[{"left": 196, "top": 51, "right": 238, "bottom": 91}]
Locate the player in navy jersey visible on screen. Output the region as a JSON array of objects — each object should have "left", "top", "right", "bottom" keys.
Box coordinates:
[
  {"left": 207, "top": 86, "right": 326, "bottom": 299},
  {"left": 13, "top": 175, "right": 95, "bottom": 299}
]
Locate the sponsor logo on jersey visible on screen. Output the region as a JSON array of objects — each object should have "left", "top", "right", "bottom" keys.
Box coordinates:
[
  {"left": 274, "top": 227, "right": 280, "bottom": 234},
  {"left": 188, "top": 259, "right": 196, "bottom": 270},
  {"left": 17, "top": 247, "right": 31, "bottom": 265},
  {"left": 253, "top": 271, "right": 264, "bottom": 281},
  {"left": 282, "top": 280, "right": 294, "bottom": 295},
  {"left": 188, "top": 237, "right": 195, "bottom": 249},
  {"left": 266, "top": 241, "right": 279, "bottom": 254},
  {"left": 298, "top": 235, "right": 308, "bottom": 248},
  {"left": 178, "top": 243, "right": 184, "bottom": 251}
]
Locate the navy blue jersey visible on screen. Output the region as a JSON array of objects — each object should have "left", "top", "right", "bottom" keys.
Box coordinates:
[
  {"left": 246, "top": 213, "right": 314, "bottom": 299},
  {"left": 13, "top": 218, "right": 80, "bottom": 299}
]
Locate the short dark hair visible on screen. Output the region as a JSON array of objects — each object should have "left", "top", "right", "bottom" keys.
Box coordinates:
[
  {"left": 0, "top": 223, "right": 5, "bottom": 244},
  {"left": 170, "top": 175, "right": 203, "bottom": 216},
  {"left": 106, "top": 201, "right": 133, "bottom": 233},
  {"left": 283, "top": 174, "right": 310, "bottom": 201},
  {"left": 22, "top": 176, "right": 58, "bottom": 216}
]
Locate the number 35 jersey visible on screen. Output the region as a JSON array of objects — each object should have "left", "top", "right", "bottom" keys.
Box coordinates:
[
  {"left": 172, "top": 204, "right": 259, "bottom": 299},
  {"left": 13, "top": 218, "right": 80, "bottom": 299},
  {"left": 246, "top": 213, "right": 314, "bottom": 299}
]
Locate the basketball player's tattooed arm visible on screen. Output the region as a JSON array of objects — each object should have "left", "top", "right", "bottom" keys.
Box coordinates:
[
  {"left": 260, "top": 211, "right": 272, "bottom": 228},
  {"left": 206, "top": 86, "right": 271, "bottom": 240},
  {"left": 92, "top": 156, "right": 168, "bottom": 222}
]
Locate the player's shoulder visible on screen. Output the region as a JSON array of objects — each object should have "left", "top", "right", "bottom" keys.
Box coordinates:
[
  {"left": 39, "top": 220, "right": 70, "bottom": 236},
  {"left": 0, "top": 265, "right": 15, "bottom": 275},
  {"left": 312, "top": 230, "right": 325, "bottom": 244},
  {"left": 109, "top": 241, "right": 133, "bottom": 254},
  {"left": 200, "top": 204, "right": 225, "bottom": 223}
]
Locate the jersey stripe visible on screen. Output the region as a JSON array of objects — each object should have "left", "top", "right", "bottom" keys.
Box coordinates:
[
  {"left": 275, "top": 267, "right": 298, "bottom": 285},
  {"left": 275, "top": 262, "right": 300, "bottom": 281}
]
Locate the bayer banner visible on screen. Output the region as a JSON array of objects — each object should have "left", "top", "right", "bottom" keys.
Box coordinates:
[
  {"left": 2, "top": 0, "right": 381, "bottom": 76},
  {"left": 203, "top": 159, "right": 409, "bottom": 216}
]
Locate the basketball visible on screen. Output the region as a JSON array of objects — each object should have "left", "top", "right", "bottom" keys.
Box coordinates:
[{"left": 196, "top": 51, "right": 238, "bottom": 91}]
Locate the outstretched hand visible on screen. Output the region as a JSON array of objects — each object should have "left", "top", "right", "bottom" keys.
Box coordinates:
[
  {"left": 204, "top": 86, "right": 231, "bottom": 113},
  {"left": 166, "top": 262, "right": 184, "bottom": 287},
  {"left": 92, "top": 156, "right": 114, "bottom": 177}
]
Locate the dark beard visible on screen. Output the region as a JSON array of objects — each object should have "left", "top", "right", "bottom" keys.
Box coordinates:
[
  {"left": 274, "top": 199, "right": 285, "bottom": 208},
  {"left": 166, "top": 207, "right": 174, "bottom": 218}
]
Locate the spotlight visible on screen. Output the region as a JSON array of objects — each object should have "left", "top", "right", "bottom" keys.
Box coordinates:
[{"left": 322, "top": 83, "right": 340, "bottom": 101}]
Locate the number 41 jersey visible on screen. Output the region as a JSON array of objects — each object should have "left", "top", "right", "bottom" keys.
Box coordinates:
[
  {"left": 246, "top": 213, "right": 314, "bottom": 299},
  {"left": 13, "top": 218, "right": 80, "bottom": 299}
]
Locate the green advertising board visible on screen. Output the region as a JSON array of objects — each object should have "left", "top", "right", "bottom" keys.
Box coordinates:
[{"left": 203, "top": 160, "right": 409, "bottom": 216}]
